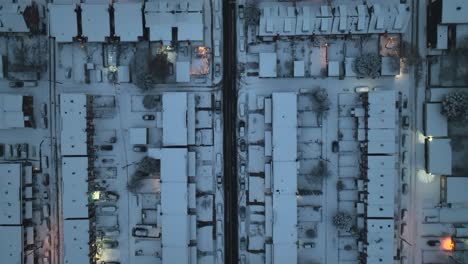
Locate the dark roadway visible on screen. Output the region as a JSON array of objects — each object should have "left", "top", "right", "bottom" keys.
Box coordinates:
[{"left": 222, "top": 1, "right": 238, "bottom": 263}]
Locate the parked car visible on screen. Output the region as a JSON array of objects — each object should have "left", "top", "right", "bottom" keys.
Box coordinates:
[
  {"left": 217, "top": 174, "right": 223, "bottom": 186},
  {"left": 101, "top": 158, "right": 114, "bottom": 164},
  {"left": 132, "top": 227, "right": 149, "bottom": 237},
  {"left": 402, "top": 183, "right": 408, "bottom": 195},
  {"left": 103, "top": 191, "right": 119, "bottom": 201},
  {"left": 401, "top": 167, "right": 408, "bottom": 182},
  {"left": 43, "top": 173, "right": 50, "bottom": 186},
  {"left": 9, "top": 80, "right": 38, "bottom": 88},
  {"left": 238, "top": 5, "right": 244, "bottom": 19},
  {"left": 215, "top": 63, "right": 221, "bottom": 77},
  {"left": 99, "top": 205, "right": 117, "bottom": 214},
  {"left": 401, "top": 209, "right": 408, "bottom": 221},
  {"left": 100, "top": 145, "right": 113, "bottom": 151},
  {"left": 427, "top": 240, "right": 440, "bottom": 247},
  {"left": 303, "top": 242, "right": 316, "bottom": 248},
  {"left": 402, "top": 116, "right": 410, "bottom": 129},
  {"left": 239, "top": 103, "right": 246, "bottom": 117},
  {"left": 354, "top": 86, "right": 369, "bottom": 93},
  {"left": 100, "top": 240, "right": 118, "bottom": 249},
  {"left": 133, "top": 145, "right": 147, "bottom": 152},
  {"left": 239, "top": 121, "right": 245, "bottom": 137},
  {"left": 109, "top": 136, "right": 117, "bottom": 143},
  {"left": 142, "top": 114, "right": 155, "bottom": 121},
  {"left": 96, "top": 228, "right": 120, "bottom": 237},
  {"left": 239, "top": 139, "right": 246, "bottom": 152},
  {"left": 332, "top": 141, "right": 339, "bottom": 153}
]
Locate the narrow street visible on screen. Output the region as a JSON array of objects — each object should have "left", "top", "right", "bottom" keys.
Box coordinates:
[{"left": 222, "top": 1, "right": 238, "bottom": 263}]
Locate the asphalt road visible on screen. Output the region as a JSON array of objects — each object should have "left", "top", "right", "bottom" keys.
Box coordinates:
[{"left": 222, "top": 1, "right": 238, "bottom": 263}]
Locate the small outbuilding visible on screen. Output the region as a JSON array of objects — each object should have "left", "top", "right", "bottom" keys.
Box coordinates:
[{"left": 259, "top": 53, "right": 277, "bottom": 78}]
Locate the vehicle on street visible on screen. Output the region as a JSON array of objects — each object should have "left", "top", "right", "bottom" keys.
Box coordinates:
[
  {"left": 215, "top": 63, "right": 221, "bottom": 77},
  {"left": 239, "top": 139, "right": 246, "bottom": 152},
  {"left": 354, "top": 86, "right": 369, "bottom": 93},
  {"left": 43, "top": 173, "right": 50, "bottom": 186},
  {"left": 402, "top": 116, "right": 410, "bottom": 129},
  {"left": 133, "top": 145, "right": 147, "bottom": 152},
  {"left": 132, "top": 225, "right": 160, "bottom": 238},
  {"left": 303, "top": 242, "right": 316, "bottom": 248},
  {"left": 238, "top": 5, "right": 244, "bottom": 19},
  {"left": 402, "top": 183, "right": 408, "bottom": 195},
  {"left": 239, "top": 121, "right": 245, "bottom": 137},
  {"left": 217, "top": 173, "right": 223, "bottom": 186},
  {"left": 102, "top": 158, "right": 114, "bottom": 164},
  {"left": 100, "top": 145, "right": 113, "bottom": 151},
  {"left": 41, "top": 103, "right": 47, "bottom": 116},
  {"left": 142, "top": 114, "right": 155, "bottom": 121},
  {"left": 239, "top": 103, "right": 245, "bottom": 117}
]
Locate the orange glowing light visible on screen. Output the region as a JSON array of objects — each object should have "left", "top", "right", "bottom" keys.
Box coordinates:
[{"left": 441, "top": 237, "right": 455, "bottom": 251}]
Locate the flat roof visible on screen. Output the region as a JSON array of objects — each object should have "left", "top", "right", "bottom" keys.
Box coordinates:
[
  {"left": 162, "top": 93, "right": 188, "bottom": 146},
  {"left": 0, "top": 226, "right": 22, "bottom": 264},
  {"left": 62, "top": 157, "right": 89, "bottom": 219},
  {"left": 60, "top": 94, "right": 87, "bottom": 156},
  {"left": 441, "top": 0, "right": 468, "bottom": 24},
  {"left": 447, "top": 178, "right": 468, "bottom": 203},
  {"left": 366, "top": 219, "right": 395, "bottom": 264},
  {"left": 114, "top": 3, "right": 143, "bottom": 42},
  {"left": 259, "top": 53, "right": 277, "bottom": 78},
  {"left": 129, "top": 128, "right": 148, "bottom": 145},
  {"left": 328, "top": 61, "right": 340, "bottom": 76},
  {"left": 48, "top": 4, "right": 77, "bottom": 42},
  {"left": 64, "top": 219, "right": 90, "bottom": 264},
  {"left": 367, "top": 168, "right": 395, "bottom": 218},
  {"left": 425, "top": 103, "right": 448, "bottom": 137},
  {"left": 81, "top": 4, "right": 110, "bottom": 42},
  {"left": 427, "top": 138, "right": 452, "bottom": 175},
  {"left": 272, "top": 92, "right": 297, "bottom": 263},
  {"left": 293, "top": 61, "right": 305, "bottom": 77},
  {"left": 176, "top": 61, "right": 191, "bottom": 83},
  {"left": 437, "top": 25, "right": 449, "bottom": 50},
  {"left": 0, "top": 163, "right": 22, "bottom": 225},
  {"left": 0, "top": 95, "right": 25, "bottom": 129},
  {"left": 0, "top": 4, "right": 28, "bottom": 33}
]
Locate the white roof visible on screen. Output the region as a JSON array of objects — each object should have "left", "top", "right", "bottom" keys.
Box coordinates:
[
  {"left": 441, "top": 0, "right": 468, "bottom": 24},
  {"left": 437, "top": 25, "right": 449, "bottom": 50},
  {"left": 48, "top": 4, "right": 77, "bottom": 42},
  {"left": 271, "top": 93, "right": 297, "bottom": 264},
  {"left": 328, "top": 61, "right": 340, "bottom": 76},
  {"left": 293, "top": 61, "right": 305, "bottom": 77},
  {"left": 367, "top": 168, "right": 395, "bottom": 218},
  {"left": 151, "top": 147, "right": 189, "bottom": 264},
  {"left": 60, "top": 94, "right": 87, "bottom": 156},
  {"left": 0, "top": 163, "right": 21, "bottom": 225},
  {"left": 81, "top": 4, "right": 110, "bottom": 42},
  {"left": 0, "top": 226, "right": 22, "bottom": 264},
  {"left": 0, "top": 4, "right": 28, "bottom": 33},
  {"left": 272, "top": 93, "right": 297, "bottom": 161},
  {"left": 176, "top": 61, "right": 191, "bottom": 83},
  {"left": 145, "top": 11, "right": 203, "bottom": 43},
  {"left": 366, "top": 219, "right": 395, "bottom": 264},
  {"left": 163, "top": 93, "right": 188, "bottom": 146},
  {"left": 64, "top": 219, "right": 90, "bottom": 264},
  {"left": 367, "top": 156, "right": 395, "bottom": 170},
  {"left": 427, "top": 138, "right": 452, "bottom": 175},
  {"left": 425, "top": 103, "right": 448, "bottom": 137},
  {"left": 0, "top": 94, "right": 25, "bottom": 129},
  {"left": 249, "top": 176, "right": 265, "bottom": 203},
  {"left": 259, "top": 53, "right": 277, "bottom": 78},
  {"left": 447, "top": 178, "right": 468, "bottom": 203},
  {"left": 381, "top": 56, "right": 400, "bottom": 76},
  {"left": 62, "top": 157, "right": 89, "bottom": 219},
  {"left": 130, "top": 128, "right": 148, "bottom": 145},
  {"left": 114, "top": 3, "right": 143, "bottom": 41}
]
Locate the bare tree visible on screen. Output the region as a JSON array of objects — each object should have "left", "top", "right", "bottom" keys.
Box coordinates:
[
  {"left": 353, "top": 53, "right": 381, "bottom": 78},
  {"left": 441, "top": 91, "right": 468, "bottom": 122},
  {"left": 310, "top": 160, "right": 331, "bottom": 178},
  {"left": 333, "top": 212, "right": 353, "bottom": 231},
  {"left": 142, "top": 95, "right": 159, "bottom": 110},
  {"left": 149, "top": 53, "right": 170, "bottom": 82}
]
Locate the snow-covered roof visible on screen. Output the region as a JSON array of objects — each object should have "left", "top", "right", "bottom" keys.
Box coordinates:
[
  {"left": 144, "top": 0, "right": 203, "bottom": 43},
  {"left": 328, "top": 61, "right": 340, "bottom": 76},
  {"left": 62, "top": 157, "right": 89, "bottom": 219},
  {"left": 367, "top": 167, "right": 395, "bottom": 218},
  {"left": 81, "top": 4, "right": 110, "bottom": 42},
  {"left": 0, "top": 94, "right": 25, "bottom": 129},
  {"left": 259, "top": 2, "right": 409, "bottom": 36},
  {"left": 0, "top": 226, "right": 22, "bottom": 264},
  {"left": 425, "top": 103, "right": 448, "bottom": 137},
  {"left": 271, "top": 93, "right": 297, "bottom": 264},
  {"left": 48, "top": 4, "right": 77, "bottom": 42},
  {"left": 176, "top": 61, "right": 191, "bottom": 83},
  {"left": 436, "top": 25, "right": 449, "bottom": 50},
  {"left": 441, "top": 0, "right": 468, "bottom": 24},
  {"left": 64, "top": 219, "right": 89, "bottom": 264},
  {"left": 447, "top": 178, "right": 468, "bottom": 204},
  {"left": 427, "top": 138, "right": 452, "bottom": 175},
  {"left": 0, "top": 3, "right": 28, "bottom": 33},
  {"left": 162, "top": 93, "right": 188, "bottom": 146},
  {"left": 366, "top": 219, "right": 395, "bottom": 264},
  {"left": 114, "top": 3, "right": 143, "bottom": 42},
  {"left": 148, "top": 148, "right": 189, "bottom": 264},
  {"left": 293, "top": 61, "right": 305, "bottom": 77},
  {"left": 130, "top": 128, "right": 148, "bottom": 145},
  {"left": 381, "top": 57, "right": 400, "bottom": 76},
  {"left": 249, "top": 176, "right": 265, "bottom": 203},
  {"left": 60, "top": 94, "right": 87, "bottom": 156},
  {"left": 0, "top": 163, "right": 22, "bottom": 225},
  {"left": 259, "top": 53, "right": 277, "bottom": 78}
]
